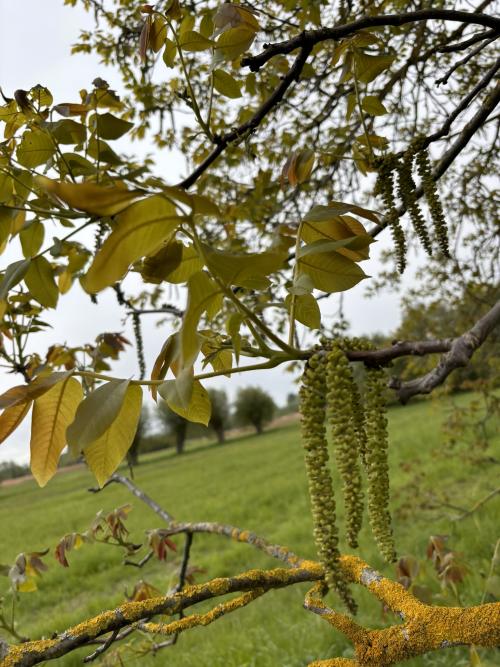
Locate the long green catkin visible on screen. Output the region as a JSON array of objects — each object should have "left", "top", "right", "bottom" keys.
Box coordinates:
[
  {"left": 364, "top": 367, "right": 396, "bottom": 563},
  {"left": 326, "top": 347, "right": 364, "bottom": 549},
  {"left": 300, "top": 354, "right": 356, "bottom": 612}
]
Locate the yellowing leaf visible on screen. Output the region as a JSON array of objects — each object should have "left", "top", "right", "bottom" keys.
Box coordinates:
[
  {"left": 53, "top": 103, "right": 91, "bottom": 117},
  {"left": 213, "top": 69, "right": 242, "bottom": 98},
  {"left": 163, "top": 38, "right": 177, "bottom": 68},
  {"left": 158, "top": 380, "right": 211, "bottom": 426},
  {"left": 36, "top": 176, "right": 142, "bottom": 216},
  {"left": 0, "top": 402, "right": 32, "bottom": 446},
  {"left": 24, "top": 256, "right": 59, "bottom": 308},
  {"left": 0, "top": 172, "right": 13, "bottom": 203},
  {"left": 84, "top": 385, "right": 142, "bottom": 487},
  {"left": 66, "top": 379, "right": 130, "bottom": 454},
  {"left": 0, "top": 372, "right": 73, "bottom": 410},
  {"left": 82, "top": 195, "right": 182, "bottom": 293},
  {"left": 141, "top": 241, "right": 183, "bottom": 284},
  {"left": 281, "top": 150, "right": 315, "bottom": 187},
  {"left": 298, "top": 250, "right": 368, "bottom": 293},
  {"left": 30, "top": 376, "right": 83, "bottom": 487},
  {"left": 17, "top": 129, "right": 56, "bottom": 168}
]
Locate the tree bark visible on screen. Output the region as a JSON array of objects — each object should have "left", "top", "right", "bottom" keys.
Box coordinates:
[{"left": 176, "top": 422, "right": 187, "bottom": 455}]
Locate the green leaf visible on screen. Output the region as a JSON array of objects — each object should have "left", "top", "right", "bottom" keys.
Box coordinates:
[
  {"left": 0, "top": 172, "right": 13, "bottom": 203},
  {"left": 30, "top": 376, "right": 83, "bottom": 487},
  {"left": 24, "top": 256, "right": 59, "bottom": 308},
  {"left": 66, "top": 379, "right": 130, "bottom": 454},
  {"left": 298, "top": 250, "right": 368, "bottom": 293},
  {"left": 213, "top": 69, "right": 242, "bottom": 98},
  {"left": 36, "top": 176, "right": 141, "bottom": 216},
  {"left": 204, "top": 246, "right": 286, "bottom": 289},
  {"left": 82, "top": 195, "right": 182, "bottom": 293},
  {"left": 354, "top": 51, "right": 395, "bottom": 83},
  {"left": 285, "top": 293, "right": 321, "bottom": 329},
  {"left": 179, "top": 30, "right": 215, "bottom": 51},
  {"left": 84, "top": 385, "right": 142, "bottom": 487},
  {"left": 87, "top": 136, "right": 122, "bottom": 165},
  {"left": 17, "top": 129, "right": 56, "bottom": 168},
  {"left": 0, "top": 259, "right": 31, "bottom": 300},
  {"left": 302, "top": 212, "right": 374, "bottom": 262},
  {"left": 89, "top": 113, "right": 134, "bottom": 140},
  {"left": 20, "top": 221, "right": 45, "bottom": 258},
  {"left": 361, "top": 95, "right": 388, "bottom": 116},
  {"left": 44, "top": 119, "right": 86, "bottom": 145},
  {"left": 163, "top": 38, "right": 177, "bottom": 68},
  {"left": 141, "top": 241, "right": 183, "bottom": 284},
  {"left": 182, "top": 271, "right": 222, "bottom": 366},
  {"left": 158, "top": 380, "right": 211, "bottom": 426}
]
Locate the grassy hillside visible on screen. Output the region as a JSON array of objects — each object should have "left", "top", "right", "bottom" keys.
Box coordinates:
[{"left": 0, "top": 393, "right": 498, "bottom": 666}]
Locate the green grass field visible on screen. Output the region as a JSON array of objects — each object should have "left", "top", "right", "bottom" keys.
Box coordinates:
[{"left": 0, "top": 393, "right": 498, "bottom": 666}]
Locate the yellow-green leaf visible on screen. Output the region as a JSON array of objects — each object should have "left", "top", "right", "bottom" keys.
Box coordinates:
[
  {"left": 0, "top": 259, "right": 31, "bottom": 300},
  {"left": 36, "top": 176, "right": 142, "bottom": 216},
  {"left": 89, "top": 113, "right": 134, "bottom": 140},
  {"left": 162, "top": 243, "right": 204, "bottom": 284},
  {"left": 30, "top": 376, "right": 83, "bottom": 487},
  {"left": 84, "top": 385, "right": 143, "bottom": 487},
  {"left": 66, "top": 379, "right": 130, "bottom": 454},
  {"left": 298, "top": 250, "right": 368, "bottom": 293},
  {"left": 213, "top": 69, "right": 242, "bottom": 98},
  {"left": 82, "top": 195, "right": 182, "bottom": 293},
  {"left": 17, "top": 129, "right": 56, "bottom": 168},
  {"left": 163, "top": 38, "right": 177, "bottom": 68},
  {"left": 179, "top": 30, "right": 215, "bottom": 51},
  {"left": 20, "top": 221, "right": 45, "bottom": 258},
  {"left": 285, "top": 293, "right": 321, "bottom": 329},
  {"left": 361, "top": 95, "right": 388, "bottom": 116},
  {"left": 141, "top": 241, "right": 183, "bottom": 284},
  {"left": 354, "top": 52, "right": 395, "bottom": 83},
  {"left": 214, "top": 26, "right": 255, "bottom": 63},
  {"left": 158, "top": 380, "right": 211, "bottom": 426},
  {"left": 182, "top": 271, "right": 222, "bottom": 366},
  {"left": 0, "top": 172, "right": 13, "bottom": 203},
  {"left": 204, "top": 246, "right": 286, "bottom": 289},
  {"left": 0, "top": 402, "right": 32, "bottom": 446},
  {"left": 24, "top": 256, "right": 59, "bottom": 308}
]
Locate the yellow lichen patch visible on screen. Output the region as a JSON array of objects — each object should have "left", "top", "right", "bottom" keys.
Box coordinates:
[{"left": 238, "top": 530, "right": 250, "bottom": 542}]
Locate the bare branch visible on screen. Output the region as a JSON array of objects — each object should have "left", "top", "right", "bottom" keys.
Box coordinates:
[
  {"left": 242, "top": 10, "right": 500, "bottom": 72},
  {"left": 389, "top": 300, "right": 500, "bottom": 402}
]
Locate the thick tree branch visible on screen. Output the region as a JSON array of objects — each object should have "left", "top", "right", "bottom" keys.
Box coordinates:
[
  {"left": 177, "top": 46, "right": 312, "bottom": 189},
  {"left": 389, "top": 300, "right": 500, "bottom": 403},
  {"left": 242, "top": 10, "right": 500, "bottom": 72}
]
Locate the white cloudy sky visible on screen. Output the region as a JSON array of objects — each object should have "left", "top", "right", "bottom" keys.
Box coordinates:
[{"left": 0, "top": 0, "right": 408, "bottom": 463}]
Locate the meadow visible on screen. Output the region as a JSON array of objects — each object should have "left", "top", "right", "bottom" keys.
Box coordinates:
[{"left": 0, "top": 393, "right": 498, "bottom": 666}]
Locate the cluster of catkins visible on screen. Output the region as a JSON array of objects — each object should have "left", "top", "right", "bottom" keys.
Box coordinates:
[
  {"left": 375, "top": 141, "right": 450, "bottom": 273},
  {"left": 299, "top": 339, "right": 395, "bottom": 612}
]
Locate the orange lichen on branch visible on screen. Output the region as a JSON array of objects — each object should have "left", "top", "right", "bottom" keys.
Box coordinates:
[
  {"left": 141, "top": 589, "right": 265, "bottom": 637},
  {"left": 305, "top": 558, "right": 500, "bottom": 666}
]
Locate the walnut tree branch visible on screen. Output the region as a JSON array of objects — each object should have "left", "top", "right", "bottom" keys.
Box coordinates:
[{"left": 388, "top": 300, "right": 500, "bottom": 403}]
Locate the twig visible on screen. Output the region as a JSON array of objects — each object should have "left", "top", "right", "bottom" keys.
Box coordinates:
[{"left": 454, "top": 486, "right": 500, "bottom": 521}]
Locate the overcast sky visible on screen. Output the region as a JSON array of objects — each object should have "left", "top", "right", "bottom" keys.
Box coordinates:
[{"left": 0, "top": 0, "right": 408, "bottom": 464}]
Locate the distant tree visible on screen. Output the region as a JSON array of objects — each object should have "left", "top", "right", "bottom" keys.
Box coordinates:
[
  {"left": 157, "top": 402, "right": 188, "bottom": 455},
  {"left": 126, "top": 407, "right": 148, "bottom": 467},
  {"left": 286, "top": 393, "right": 299, "bottom": 413},
  {"left": 234, "top": 387, "right": 276, "bottom": 435},
  {"left": 208, "top": 389, "right": 230, "bottom": 444}
]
